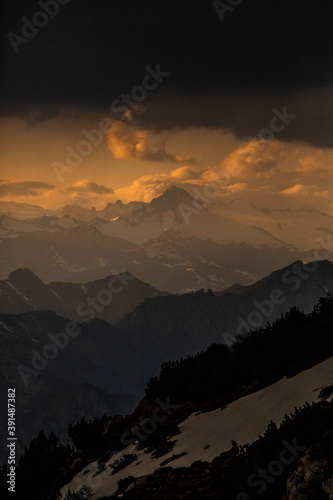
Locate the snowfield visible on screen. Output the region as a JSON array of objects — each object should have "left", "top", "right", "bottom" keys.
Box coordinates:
[{"left": 61, "top": 356, "right": 333, "bottom": 499}]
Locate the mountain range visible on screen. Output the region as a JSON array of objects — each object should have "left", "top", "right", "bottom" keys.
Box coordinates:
[
  {"left": 1, "top": 259, "right": 332, "bottom": 464},
  {"left": 0, "top": 268, "right": 163, "bottom": 324},
  {"left": 1, "top": 186, "right": 333, "bottom": 495},
  {"left": 2, "top": 186, "right": 332, "bottom": 293}
]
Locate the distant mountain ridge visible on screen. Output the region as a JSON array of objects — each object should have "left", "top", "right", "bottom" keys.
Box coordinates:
[
  {"left": 0, "top": 268, "right": 164, "bottom": 324},
  {"left": 2, "top": 260, "right": 333, "bottom": 350},
  {"left": 0, "top": 223, "right": 310, "bottom": 293},
  {"left": 1, "top": 186, "right": 333, "bottom": 250},
  {"left": 1, "top": 186, "right": 333, "bottom": 293},
  {"left": 118, "top": 259, "right": 333, "bottom": 358}
]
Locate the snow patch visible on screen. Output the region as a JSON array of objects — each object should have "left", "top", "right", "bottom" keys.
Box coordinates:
[{"left": 62, "top": 357, "right": 333, "bottom": 499}]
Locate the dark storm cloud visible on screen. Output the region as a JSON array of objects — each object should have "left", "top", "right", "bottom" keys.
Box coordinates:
[
  {"left": 134, "top": 86, "right": 333, "bottom": 149},
  {"left": 26, "top": 106, "right": 61, "bottom": 128},
  {"left": 0, "top": 0, "right": 332, "bottom": 145}
]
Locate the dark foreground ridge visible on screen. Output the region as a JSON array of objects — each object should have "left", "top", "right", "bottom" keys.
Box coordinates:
[{"left": 1, "top": 295, "right": 332, "bottom": 499}]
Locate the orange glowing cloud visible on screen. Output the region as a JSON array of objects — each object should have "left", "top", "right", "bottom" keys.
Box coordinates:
[
  {"left": 106, "top": 107, "right": 196, "bottom": 164},
  {"left": 113, "top": 163, "right": 248, "bottom": 202},
  {"left": 222, "top": 139, "right": 286, "bottom": 178},
  {"left": 170, "top": 166, "right": 200, "bottom": 181},
  {"left": 224, "top": 182, "right": 248, "bottom": 193},
  {"left": 296, "top": 149, "right": 333, "bottom": 173},
  {"left": 114, "top": 174, "right": 172, "bottom": 202},
  {"left": 279, "top": 184, "right": 329, "bottom": 198}
]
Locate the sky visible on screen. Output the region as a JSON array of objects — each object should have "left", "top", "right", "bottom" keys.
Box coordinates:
[{"left": 0, "top": 0, "right": 332, "bottom": 211}]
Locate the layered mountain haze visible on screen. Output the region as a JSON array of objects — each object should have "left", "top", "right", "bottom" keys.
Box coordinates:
[
  {"left": 96, "top": 186, "right": 284, "bottom": 247},
  {"left": 2, "top": 187, "right": 332, "bottom": 249},
  {"left": 0, "top": 200, "right": 145, "bottom": 222},
  {"left": 209, "top": 198, "right": 333, "bottom": 252},
  {"left": 2, "top": 260, "right": 333, "bottom": 353},
  {"left": 117, "top": 260, "right": 333, "bottom": 358},
  {"left": 1, "top": 186, "right": 331, "bottom": 293},
  {"left": 1, "top": 186, "right": 332, "bottom": 474},
  {"left": 1, "top": 259, "right": 332, "bottom": 470},
  {"left": 0, "top": 202, "right": 56, "bottom": 220},
  {"left": 0, "top": 268, "right": 164, "bottom": 324}
]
